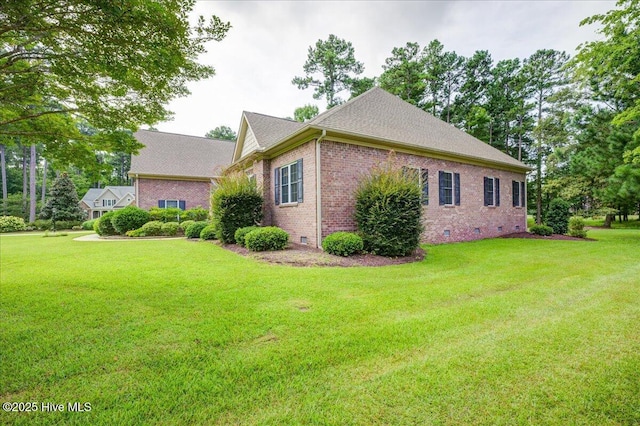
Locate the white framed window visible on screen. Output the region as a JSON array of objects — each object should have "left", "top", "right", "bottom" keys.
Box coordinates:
[
  {"left": 403, "top": 167, "right": 429, "bottom": 205},
  {"left": 158, "top": 200, "right": 186, "bottom": 210},
  {"left": 512, "top": 181, "right": 526, "bottom": 207},
  {"left": 102, "top": 199, "right": 116, "bottom": 207},
  {"left": 484, "top": 177, "right": 500, "bottom": 206},
  {"left": 439, "top": 171, "right": 460, "bottom": 206},
  {"left": 274, "top": 159, "right": 303, "bottom": 205}
]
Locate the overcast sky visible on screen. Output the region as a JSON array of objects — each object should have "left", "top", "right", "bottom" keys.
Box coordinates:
[{"left": 155, "top": 0, "right": 615, "bottom": 138}]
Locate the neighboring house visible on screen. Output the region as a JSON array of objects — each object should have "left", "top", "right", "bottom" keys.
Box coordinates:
[
  {"left": 80, "top": 186, "right": 135, "bottom": 219},
  {"left": 231, "top": 87, "right": 530, "bottom": 246},
  {"left": 129, "top": 130, "right": 235, "bottom": 211}
]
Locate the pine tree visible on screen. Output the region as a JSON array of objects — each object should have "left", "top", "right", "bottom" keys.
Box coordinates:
[{"left": 39, "top": 173, "right": 85, "bottom": 221}]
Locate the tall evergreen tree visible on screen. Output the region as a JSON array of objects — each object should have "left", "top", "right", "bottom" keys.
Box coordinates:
[
  {"left": 379, "top": 42, "right": 426, "bottom": 107},
  {"left": 39, "top": 172, "right": 84, "bottom": 221}
]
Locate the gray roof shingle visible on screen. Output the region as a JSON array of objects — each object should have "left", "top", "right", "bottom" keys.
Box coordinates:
[
  {"left": 130, "top": 130, "right": 235, "bottom": 179},
  {"left": 244, "top": 112, "right": 305, "bottom": 150}
]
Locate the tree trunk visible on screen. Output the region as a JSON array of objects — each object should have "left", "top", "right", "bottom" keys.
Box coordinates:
[
  {"left": 41, "top": 158, "right": 47, "bottom": 204},
  {"left": 29, "top": 144, "right": 36, "bottom": 223},
  {"left": 535, "top": 93, "right": 543, "bottom": 225},
  {"left": 603, "top": 214, "right": 614, "bottom": 228},
  {"left": 22, "top": 145, "right": 28, "bottom": 216},
  {"left": 0, "top": 144, "right": 7, "bottom": 215},
  {"left": 518, "top": 116, "right": 523, "bottom": 162}
]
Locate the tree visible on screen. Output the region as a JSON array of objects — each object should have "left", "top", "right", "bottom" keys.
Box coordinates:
[
  {"left": 293, "top": 105, "right": 319, "bottom": 122},
  {"left": 379, "top": 42, "right": 426, "bottom": 107},
  {"left": 292, "top": 34, "right": 364, "bottom": 108},
  {"left": 205, "top": 126, "right": 237, "bottom": 141},
  {"left": 451, "top": 50, "right": 493, "bottom": 132},
  {"left": 1, "top": 0, "right": 230, "bottom": 162},
  {"left": 349, "top": 77, "right": 377, "bottom": 99},
  {"left": 439, "top": 51, "right": 466, "bottom": 123},
  {"left": 39, "top": 172, "right": 84, "bottom": 222}
]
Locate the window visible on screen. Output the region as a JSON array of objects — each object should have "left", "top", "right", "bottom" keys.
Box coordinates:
[
  {"left": 484, "top": 177, "right": 500, "bottom": 206},
  {"left": 158, "top": 200, "right": 186, "bottom": 210},
  {"left": 403, "top": 167, "right": 429, "bottom": 205},
  {"left": 274, "top": 159, "right": 303, "bottom": 205},
  {"left": 102, "top": 199, "right": 116, "bottom": 207},
  {"left": 512, "top": 180, "right": 526, "bottom": 207},
  {"left": 438, "top": 171, "right": 460, "bottom": 206}
]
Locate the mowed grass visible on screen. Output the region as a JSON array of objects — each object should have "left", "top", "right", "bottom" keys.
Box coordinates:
[{"left": 1, "top": 230, "right": 639, "bottom": 425}]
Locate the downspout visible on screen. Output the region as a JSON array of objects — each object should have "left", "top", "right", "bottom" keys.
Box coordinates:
[
  {"left": 315, "top": 129, "right": 326, "bottom": 249},
  {"left": 135, "top": 174, "right": 139, "bottom": 207}
]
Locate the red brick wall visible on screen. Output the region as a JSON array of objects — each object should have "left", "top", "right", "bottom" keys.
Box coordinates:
[
  {"left": 136, "top": 178, "right": 211, "bottom": 211},
  {"left": 320, "top": 141, "right": 527, "bottom": 244}
]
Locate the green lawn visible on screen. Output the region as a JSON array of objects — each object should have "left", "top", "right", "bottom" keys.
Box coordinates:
[{"left": 1, "top": 230, "right": 639, "bottom": 425}]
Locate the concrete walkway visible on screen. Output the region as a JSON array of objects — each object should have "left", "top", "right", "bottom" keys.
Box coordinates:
[{"left": 74, "top": 233, "right": 182, "bottom": 242}]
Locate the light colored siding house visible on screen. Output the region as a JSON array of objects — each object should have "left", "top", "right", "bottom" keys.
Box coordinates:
[
  {"left": 80, "top": 186, "right": 135, "bottom": 219},
  {"left": 231, "top": 87, "right": 530, "bottom": 247},
  {"left": 129, "top": 130, "right": 235, "bottom": 211}
]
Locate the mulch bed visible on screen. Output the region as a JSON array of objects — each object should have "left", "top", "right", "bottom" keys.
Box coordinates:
[
  {"left": 218, "top": 242, "right": 426, "bottom": 267},
  {"left": 500, "top": 232, "right": 596, "bottom": 241}
]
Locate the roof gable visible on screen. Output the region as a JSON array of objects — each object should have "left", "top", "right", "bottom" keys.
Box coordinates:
[{"left": 234, "top": 112, "right": 305, "bottom": 162}]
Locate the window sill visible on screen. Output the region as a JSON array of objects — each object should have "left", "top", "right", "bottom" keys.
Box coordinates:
[{"left": 279, "top": 202, "right": 299, "bottom": 208}]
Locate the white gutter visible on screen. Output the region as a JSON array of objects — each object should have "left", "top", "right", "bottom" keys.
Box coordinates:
[
  {"left": 315, "top": 129, "right": 326, "bottom": 249},
  {"left": 135, "top": 174, "right": 139, "bottom": 207}
]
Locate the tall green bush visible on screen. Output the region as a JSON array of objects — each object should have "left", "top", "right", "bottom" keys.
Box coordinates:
[
  {"left": 545, "top": 198, "right": 571, "bottom": 235},
  {"left": 39, "top": 172, "right": 85, "bottom": 221},
  {"left": 568, "top": 216, "right": 587, "bottom": 238},
  {"left": 211, "top": 171, "right": 263, "bottom": 243},
  {"left": 94, "top": 212, "right": 118, "bottom": 236},
  {"left": 354, "top": 161, "right": 423, "bottom": 256},
  {"left": 112, "top": 206, "right": 151, "bottom": 234}
]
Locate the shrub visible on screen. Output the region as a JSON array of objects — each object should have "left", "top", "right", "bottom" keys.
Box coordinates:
[
  {"left": 149, "top": 207, "right": 182, "bottom": 223},
  {"left": 354, "top": 160, "right": 423, "bottom": 256},
  {"left": 185, "top": 221, "right": 209, "bottom": 239},
  {"left": 32, "top": 219, "right": 52, "bottom": 230},
  {"left": 183, "top": 207, "right": 209, "bottom": 222},
  {"left": 112, "top": 206, "right": 151, "bottom": 234},
  {"left": 234, "top": 226, "right": 259, "bottom": 246},
  {"left": 322, "top": 232, "right": 364, "bottom": 256},
  {"left": 126, "top": 228, "right": 145, "bottom": 237},
  {"left": 211, "top": 171, "right": 263, "bottom": 243},
  {"left": 141, "top": 220, "right": 163, "bottom": 236},
  {"left": 161, "top": 222, "right": 179, "bottom": 236},
  {"left": 530, "top": 224, "right": 553, "bottom": 236},
  {"left": 545, "top": 198, "right": 571, "bottom": 235},
  {"left": 82, "top": 219, "right": 97, "bottom": 230},
  {"left": 568, "top": 216, "right": 588, "bottom": 238},
  {"left": 94, "top": 212, "right": 118, "bottom": 236},
  {"left": 200, "top": 224, "right": 217, "bottom": 240},
  {"left": 244, "top": 226, "right": 289, "bottom": 251},
  {"left": 0, "top": 216, "right": 27, "bottom": 233},
  {"left": 178, "top": 220, "right": 195, "bottom": 234}
]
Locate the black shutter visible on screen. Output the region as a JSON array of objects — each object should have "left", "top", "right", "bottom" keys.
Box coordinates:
[
  {"left": 158, "top": 200, "right": 165, "bottom": 208},
  {"left": 274, "top": 168, "right": 280, "bottom": 206},
  {"left": 421, "top": 169, "right": 429, "bottom": 205},
  {"left": 179, "top": 200, "right": 186, "bottom": 210},
  {"left": 484, "top": 177, "right": 491, "bottom": 206},
  {"left": 454, "top": 173, "right": 460, "bottom": 206},
  {"left": 520, "top": 181, "right": 526, "bottom": 208},
  {"left": 495, "top": 178, "right": 500, "bottom": 206},
  {"left": 512, "top": 181, "right": 518, "bottom": 207},
  {"left": 438, "top": 171, "right": 445, "bottom": 205},
  {"left": 297, "top": 158, "right": 303, "bottom": 203}
]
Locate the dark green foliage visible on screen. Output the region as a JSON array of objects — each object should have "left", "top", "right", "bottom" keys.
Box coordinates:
[
  {"left": 530, "top": 224, "right": 554, "bottom": 236},
  {"left": 211, "top": 172, "right": 263, "bottom": 244},
  {"left": 95, "top": 212, "right": 117, "bottom": 236},
  {"left": 161, "top": 222, "right": 179, "bottom": 236},
  {"left": 149, "top": 207, "right": 181, "bottom": 222},
  {"left": 141, "top": 221, "right": 163, "bottom": 236},
  {"left": 234, "top": 226, "right": 259, "bottom": 246},
  {"left": 322, "top": 232, "right": 363, "bottom": 256},
  {"left": 244, "top": 227, "right": 289, "bottom": 251},
  {"left": 200, "top": 225, "right": 217, "bottom": 240},
  {"left": 39, "top": 173, "right": 85, "bottom": 222},
  {"left": 568, "top": 216, "right": 588, "bottom": 238},
  {"left": 183, "top": 207, "right": 209, "bottom": 222},
  {"left": 178, "top": 220, "right": 195, "bottom": 234},
  {"left": 354, "top": 161, "right": 423, "bottom": 256},
  {"left": 82, "top": 219, "right": 97, "bottom": 230},
  {"left": 185, "top": 221, "right": 208, "bottom": 239},
  {"left": 0, "top": 216, "right": 27, "bottom": 233},
  {"left": 112, "top": 206, "right": 151, "bottom": 234},
  {"left": 545, "top": 198, "right": 571, "bottom": 234}
]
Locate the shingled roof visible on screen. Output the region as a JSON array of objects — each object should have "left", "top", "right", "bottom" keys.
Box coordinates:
[
  {"left": 236, "top": 87, "right": 528, "bottom": 171},
  {"left": 130, "top": 130, "right": 235, "bottom": 179}
]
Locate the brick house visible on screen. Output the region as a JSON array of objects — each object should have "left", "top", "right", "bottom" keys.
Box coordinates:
[
  {"left": 231, "top": 87, "right": 530, "bottom": 246},
  {"left": 129, "top": 130, "right": 235, "bottom": 211}
]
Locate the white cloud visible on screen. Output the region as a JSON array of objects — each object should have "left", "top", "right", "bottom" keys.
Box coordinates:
[{"left": 156, "top": 0, "right": 615, "bottom": 137}]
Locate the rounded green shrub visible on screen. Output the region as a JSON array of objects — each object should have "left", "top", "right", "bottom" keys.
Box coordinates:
[
  {"left": 161, "top": 222, "right": 179, "bottom": 236},
  {"left": 140, "top": 220, "right": 163, "bottom": 236},
  {"left": 529, "top": 224, "right": 553, "bottom": 236},
  {"left": 178, "top": 220, "right": 195, "bottom": 234},
  {"left": 200, "top": 224, "right": 217, "bottom": 240},
  {"left": 568, "top": 216, "right": 587, "bottom": 238},
  {"left": 355, "top": 162, "right": 423, "bottom": 256},
  {"left": 322, "top": 232, "right": 364, "bottom": 256},
  {"left": 244, "top": 226, "right": 289, "bottom": 251},
  {"left": 126, "top": 228, "right": 145, "bottom": 237},
  {"left": 183, "top": 207, "right": 209, "bottom": 222},
  {"left": 544, "top": 198, "right": 571, "bottom": 235},
  {"left": 211, "top": 171, "right": 263, "bottom": 243},
  {"left": 0, "top": 215, "right": 27, "bottom": 233},
  {"left": 185, "top": 221, "right": 209, "bottom": 239},
  {"left": 94, "top": 212, "right": 118, "bottom": 236},
  {"left": 82, "top": 219, "right": 97, "bottom": 230},
  {"left": 234, "top": 226, "right": 259, "bottom": 246},
  {"left": 112, "top": 206, "right": 151, "bottom": 234}
]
